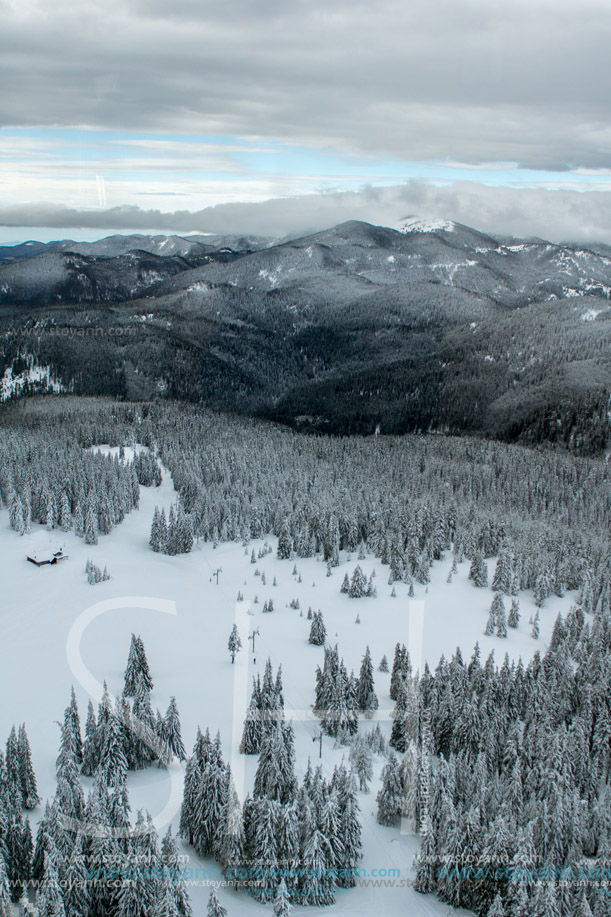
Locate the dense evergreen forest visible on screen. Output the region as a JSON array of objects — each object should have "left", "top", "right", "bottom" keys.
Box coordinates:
[{"left": 2, "top": 394, "right": 610, "bottom": 632}]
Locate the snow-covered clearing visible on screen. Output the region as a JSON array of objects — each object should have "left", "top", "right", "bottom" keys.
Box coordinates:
[{"left": 0, "top": 446, "right": 573, "bottom": 916}]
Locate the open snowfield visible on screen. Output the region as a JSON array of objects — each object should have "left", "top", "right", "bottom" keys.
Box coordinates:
[{"left": 0, "top": 448, "right": 575, "bottom": 916}]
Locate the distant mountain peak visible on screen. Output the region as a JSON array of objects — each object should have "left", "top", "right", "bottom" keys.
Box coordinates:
[{"left": 396, "top": 216, "right": 456, "bottom": 234}]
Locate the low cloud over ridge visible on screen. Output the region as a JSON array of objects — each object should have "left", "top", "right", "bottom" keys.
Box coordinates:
[{"left": 3, "top": 182, "right": 611, "bottom": 245}]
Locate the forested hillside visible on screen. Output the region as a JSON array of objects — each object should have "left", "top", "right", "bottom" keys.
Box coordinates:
[{"left": 1, "top": 220, "right": 610, "bottom": 453}]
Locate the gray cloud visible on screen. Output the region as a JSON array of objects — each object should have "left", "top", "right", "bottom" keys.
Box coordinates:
[
  {"left": 2, "top": 0, "right": 611, "bottom": 169},
  {"left": 3, "top": 182, "right": 611, "bottom": 244}
]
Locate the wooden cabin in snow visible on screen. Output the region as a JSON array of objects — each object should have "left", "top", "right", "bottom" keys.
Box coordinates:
[{"left": 26, "top": 549, "right": 68, "bottom": 567}]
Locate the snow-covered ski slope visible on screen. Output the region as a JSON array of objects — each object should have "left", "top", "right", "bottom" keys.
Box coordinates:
[{"left": 0, "top": 447, "right": 573, "bottom": 916}]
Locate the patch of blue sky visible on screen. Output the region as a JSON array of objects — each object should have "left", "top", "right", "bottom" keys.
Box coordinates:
[
  {"left": 3, "top": 128, "right": 611, "bottom": 191},
  {"left": 93, "top": 171, "right": 250, "bottom": 183}
]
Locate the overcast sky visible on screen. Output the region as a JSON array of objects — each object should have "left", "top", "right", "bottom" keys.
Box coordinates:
[{"left": 2, "top": 0, "right": 611, "bottom": 242}]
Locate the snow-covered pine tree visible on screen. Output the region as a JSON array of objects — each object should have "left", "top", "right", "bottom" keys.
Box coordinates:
[
  {"left": 496, "top": 601, "right": 508, "bottom": 638},
  {"left": 272, "top": 878, "right": 291, "bottom": 916},
  {"left": 3, "top": 808, "right": 32, "bottom": 904},
  {"left": 488, "top": 593, "right": 507, "bottom": 638},
  {"left": 165, "top": 505, "right": 178, "bottom": 555},
  {"left": 56, "top": 721, "right": 85, "bottom": 822},
  {"left": 300, "top": 825, "right": 335, "bottom": 906},
  {"left": 413, "top": 812, "right": 438, "bottom": 894},
  {"left": 240, "top": 680, "right": 263, "bottom": 755},
  {"left": 492, "top": 549, "right": 513, "bottom": 594},
  {"left": 160, "top": 826, "right": 192, "bottom": 917},
  {"left": 84, "top": 501, "right": 98, "bottom": 546},
  {"left": 389, "top": 643, "right": 410, "bottom": 701},
  {"left": 324, "top": 514, "right": 340, "bottom": 567},
  {"left": 390, "top": 676, "right": 419, "bottom": 753},
  {"left": 348, "top": 565, "right": 367, "bottom": 598},
  {"left": 331, "top": 764, "right": 362, "bottom": 887},
  {"left": 58, "top": 492, "right": 72, "bottom": 533},
  {"left": 160, "top": 697, "right": 186, "bottom": 763},
  {"left": 35, "top": 851, "right": 65, "bottom": 917},
  {"left": 71, "top": 500, "right": 84, "bottom": 538},
  {"left": 388, "top": 542, "right": 405, "bottom": 584},
  {"left": 227, "top": 625, "right": 242, "bottom": 663},
  {"left": 219, "top": 779, "right": 245, "bottom": 886},
  {"left": 356, "top": 646, "right": 378, "bottom": 714},
  {"left": 5, "top": 726, "right": 22, "bottom": 806},
  {"left": 308, "top": 611, "right": 326, "bottom": 646},
  {"left": 206, "top": 889, "right": 227, "bottom": 917},
  {"left": 191, "top": 740, "right": 229, "bottom": 860},
  {"left": 81, "top": 701, "right": 98, "bottom": 777},
  {"left": 274, "top": 667, "right": 285, "bottom": 711},
  {"left": 130, "top": 682, "right": 159, "bottom": 769},
  {"left": 124, "top": 634, "right": 141, "bottom": 697},
  {"left": 17, "top": 724, "right": 40, "bottom": 810},
  {"left": 98, "top": 712, "right": 128, "bottom": 788},
  {"left": 65, "top": 692, "right": 83, "bottom": 769},
  {"left": 123, "top": 634, "right": 154, "bottom": 697},
  {"left": 531, "top": 610, "right": 540, "bottom": 639},
  {"left": 247, "top": 796, "right": 280, "bottom": 903},
  {"left": 469, "top": 551, "right": 488, "bottom": 587},
  {"left": 63, "top": 833, "right": 91, "bottom": 917},
  {"left": 508, "top": 598, "right": 520, "bottom": 628},
  {"left": 274, "top": 802, "right": 300, "bottom": 898},
  {"left": 175, "top": 505, "right": 194, "bottom": 554},
  {"left": 349, "top": 737, "right": 373, "bottom": 792},
  {"left": 179, "top": 734, "right": 203, "bottom": 846},
  {"left": 376, "top": 753, "right": 403, "bottom": 826},
  {"left": 257, "top": 659, "right": 283, "bottom": 744},
  {"left": 277, "top": 520, "right": 293, "bottom": 560},
  {"left": 253, "top": 721, "right": 297, "bottom": 805},
  {"left": 115, "top": 848, "right": 157, "bottom": 917},
  {"left": 533, "top": 569, "right": 553, "bottom": 607},
  {"left": 151, "top": 879, "right": 182, "bottom": 917},
  {"left": 150, "top": 506, "right": 163, "bottom": 552},
  {"left": 9, "top": 492, "right": 27, "bottom": 536}
]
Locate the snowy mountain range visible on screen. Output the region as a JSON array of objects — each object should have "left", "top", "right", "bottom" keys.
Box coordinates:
[{"left": 0, "top": 219, "right": 610, "bottom": 452}]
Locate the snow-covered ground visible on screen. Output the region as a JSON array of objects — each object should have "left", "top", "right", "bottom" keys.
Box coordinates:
[
  {"left": 396, "top": 218, "right": 456, "bottom": 234},
  {"left": 0, "top": 447, "right": 573, "bottom": 916}
]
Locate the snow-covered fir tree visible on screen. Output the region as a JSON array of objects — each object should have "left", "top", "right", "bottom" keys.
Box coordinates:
[
  {"left": 376, "top": 753, "right": 403, "bottom": 826},
  {"left": 160, "top": 697, "right": 186, "bottom": 763},
  {"left": 308, "top": 611, "right": 326, "bottom": 645},
  {"left": 227, "top": 624, "right": 242, "bottom": 663},
  {"left": 355, "top": 646, "right": 378, "bottom": 714},
  {"left": 206, "top": 889, "right": 227, "bottom": 917},
  {"left": 469, "top": 551, "right": 488, "bottom": 587}
]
